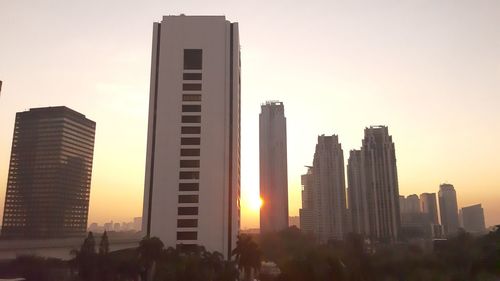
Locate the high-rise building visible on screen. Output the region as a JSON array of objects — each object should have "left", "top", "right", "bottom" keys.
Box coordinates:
[
  {"left": 420, "top": 193, "right": 439, "bottom": 225},
  {"left": 142, "top": 15, "right": 240, "bottom": 258},
  {"left": 438, "top": 183, "right": 460, "bottom": 236},
  {"left": 404, "top": 195, "right": 420, "bottom": 214},
  {"left": 1, "top": 107, "right": 96, "bottom": 239},
  {"left": 460, "top": 204, "right": 486, "bottom": 234},
  {"left": 347, "top": 149, "right": 369, "bottom": 236},
  {"left": 259, "top": 101, "right": 288, "bottom": 233},
  {"left": 361, "top": 126, "right": 401, "bottom": 242},
  {"left": 299, "top": 167, "right": 314, "bottom": 234},
  {"left": 311, "top": 135, "right": 347, "bottom": 242}
]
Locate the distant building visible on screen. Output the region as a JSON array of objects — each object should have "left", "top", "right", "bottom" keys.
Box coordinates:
[
  {"left": 438, "top": 183, "right": 460, "bottom": 236},
  {"left": 299, "top": 167, "right": 314, "bottom": 234},
  {"left": 142, "top": 15, "right": 241, "bottom": 259},
  {"left": 1, "top": 107, "right": 96, "bottom": 239},
  {"left": 288, "top": 216, "right": 300, "bottom": 228},
  {"left": 460, "top": 204, "right": 486, "bottom": 234},
  {"left": 311, "top": 135, "right": 347, "bottom": 242},
  {"left": 347, "top": 150, "right": 369, "bottom": 236},
  {"left": 260, "top": 101, "right": 288, "bottom": 233},
  {"left": 420, "top": 193, "right": 439, "bottom": 225},
  {"left": 133, "top": 217, "right": 142, "bottom": 232},
  {"left": 104, "top": 222, "right": 113, "bottom": 232},
  {"left": 402, "top": 195, "right": 420, "bottom": 214}
]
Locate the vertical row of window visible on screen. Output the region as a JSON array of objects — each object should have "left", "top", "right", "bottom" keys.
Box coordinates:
[{"left": 177, "top": 49, "right": 203, "bottom": 243}]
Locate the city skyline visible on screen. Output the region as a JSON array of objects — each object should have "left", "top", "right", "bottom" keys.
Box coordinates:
[{"left": 1, "top": 0, "right": 500, "bottom": 229}]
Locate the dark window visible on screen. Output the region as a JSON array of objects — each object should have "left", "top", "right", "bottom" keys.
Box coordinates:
[
  {"left": 181, "top": 127, "right": 201, "bottom": 134},
  {"left": 177, "top": 231, "right": 198, "bottom": 240},
  {"left": 178, "top": 207, "right": 198, "bottom": 215},
  {"left": 184, "top": 49, "right": 202, "bottom": 70},
  {"left": 178, "top": 195, "right": 199, "bottom": 203},
  {"left": 180, "top": 148, "right": 200, "bottom": 156},
  {"left": 182, "top": 105, "right": 201, "bottom": 112},
  {"left": 183, "top": 94, "right": 201, "bottom": 101},
  {"left": 183, "top": 84, "right": 202, "bottom": 91},
  {"left": 179, "top": 171, "right": 199, "bottom": 179},
  {"left": 183, "top": 73, "right": 202, "bottom": 80},
  {"left": 179, "top": 183, "right": 199, "bottom": 191},
  {"left": 177, "top": 219, "right": 198, "bottom": 228},
  {"left": 181, "top": 138, "right": 200, "bottom": 145},
  {"left": 180, "top": 160, "right": 200, "bottom": 168},
  {"left": 182, "top": 116, "right": 201, "bottom": 123}
]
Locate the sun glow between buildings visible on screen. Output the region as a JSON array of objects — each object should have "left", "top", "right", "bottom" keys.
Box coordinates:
[{"left": 248, "top": 195, "right": 263, "bottom": 212}]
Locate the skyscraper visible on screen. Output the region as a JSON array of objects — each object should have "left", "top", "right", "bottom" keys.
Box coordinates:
[
  {"left": 2, "top": 107, "right": 96, "bottom": 239},
  {"left": 299, "top": 167, "right": 314, "bottom": 234},
  {"left": 312, "top": 135, "right": 347, "bottom": 242},
  {"left": 361, "top": 126, "right": 401, "bottom": 242},
  {"left": 259, "top": 101, "right": 288, "bottom": 233},
  {"left": 438, "top": 183, "right": 460, "bottom": 236},
  {"left": 347, "top": 149, "right": 369, "bottom": 236},
  {"left": 460, "top": 204, "right": 486, "bottom": 234},
  {"left": 420, "top": 193, "right": 439, "bottom": 225},
  {"left": 142, "top": 15, "right": 240, "bottom": 258}
]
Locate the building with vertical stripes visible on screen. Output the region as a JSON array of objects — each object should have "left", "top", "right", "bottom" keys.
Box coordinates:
[{"left": 142, "top": 15, "right": 240, "bottom": 259}]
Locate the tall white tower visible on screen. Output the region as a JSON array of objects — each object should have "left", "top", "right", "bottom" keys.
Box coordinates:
[
  {"left": 142, "top": 15, "right": 241, "bottom": 259},
  {"left": 259, "top": 101, "right": 288, "bottom": 233}
]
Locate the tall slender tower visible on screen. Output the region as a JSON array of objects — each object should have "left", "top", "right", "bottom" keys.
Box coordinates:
[
  {"left": 299, "top": 167, "right": 314, "bottom": 234},
  {"left": 361, "top": 126, "right": 401, "bottom": 242},
  {"left": 312, "top": 135, "right": 347, "bottom": 242},
  {"left": 347, "top": 149, "right": 369, "bottom": 236},
  {"left": 2, "top": 107, "right": 95, "bottom": 239},
  {"left": 259, "top": 101, "right": 288, "bottom": 233},
  {"left": 438, "top": 183, "right": 459, "bottom": 236},
  {"left": 142, "top": 15, "right": 241, "bottom": 258}
]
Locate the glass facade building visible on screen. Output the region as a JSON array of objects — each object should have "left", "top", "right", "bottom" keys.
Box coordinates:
[{"left": 2, "top": 106, "right": 95, "bottom": 239}]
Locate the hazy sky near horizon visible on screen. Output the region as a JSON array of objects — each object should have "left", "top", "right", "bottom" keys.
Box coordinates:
[{"left": 0, "top": 0, "right": 499, "bottom": 229}]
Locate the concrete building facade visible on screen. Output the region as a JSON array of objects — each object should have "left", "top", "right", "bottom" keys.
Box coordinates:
[
  {"left": 259, "top": 101, "right": 288, "bottom": 233},
  {"left": 142, "top": 15, "right": 241, "bottom": 258}
]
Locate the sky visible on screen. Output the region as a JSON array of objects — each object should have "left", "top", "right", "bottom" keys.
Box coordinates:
[{"left": 0, "top": 0, "right": 499, "bottom": 229}]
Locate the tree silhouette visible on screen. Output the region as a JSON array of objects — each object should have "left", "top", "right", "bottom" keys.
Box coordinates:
[{"left": 232, "top": 234, "right": 262, "bottom": 281}]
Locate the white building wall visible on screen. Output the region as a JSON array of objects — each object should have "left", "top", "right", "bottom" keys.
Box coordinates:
[{"left": 142, "top": 15, "right": 240, "bottom": 259}]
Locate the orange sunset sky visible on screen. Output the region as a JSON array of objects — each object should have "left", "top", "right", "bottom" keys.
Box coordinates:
[{"left": 0, "top": 0, "right": 499, "bottom": 229}]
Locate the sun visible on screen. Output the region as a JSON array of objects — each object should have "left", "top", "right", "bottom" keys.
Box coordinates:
[{"left": 248, "top": 195, "right": 263, "bottom": 212}]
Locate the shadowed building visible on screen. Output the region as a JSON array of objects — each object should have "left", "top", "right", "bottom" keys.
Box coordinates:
[
  {"left": 142, "top": 15, "right": 240, "bottom": 259},
  {"left": 260, "top": 101, "right": 288, "bottom": 233},
  {"left": 460, "top": 204, "right": 486, "bottom": 235},
  {"left": 349, "top": 126, "right": 401, "bottom": 242},
  {"left": 1, "top": 107, "right": 95, "bottom": 239},
  {"left": 312, "top": 135, "right": 347, "bottom": 242},
  {"left": 299, "top": 167, "right": 314, "bottom": 234},
  {"left": 420, "top": 193, "right": 439, "bottom": 225},
  {"left": 347, "top": 149, "right": 369, "bottom": 236},
  {"left": 438, "top": 183, "right": 460, "bottom": 236}
]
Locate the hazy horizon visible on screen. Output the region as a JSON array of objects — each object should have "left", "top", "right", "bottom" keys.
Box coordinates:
[{"left": 0, "top": 0, "right": 499, "bottom": 229}]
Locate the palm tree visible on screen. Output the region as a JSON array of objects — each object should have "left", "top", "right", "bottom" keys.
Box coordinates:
[{"left": 232, "top": 234, "right": 262, "bottom": 281}]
